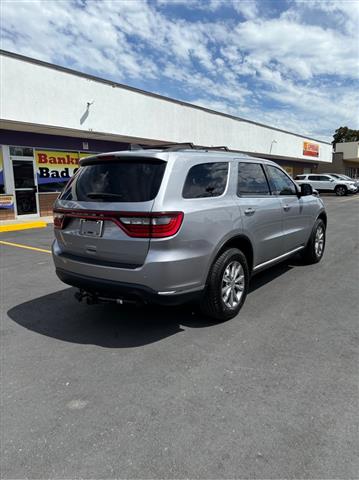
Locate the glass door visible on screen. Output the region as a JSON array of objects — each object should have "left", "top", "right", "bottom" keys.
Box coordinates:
[{"left": 12, "top": 159, "right": 39, "bottom": 216}]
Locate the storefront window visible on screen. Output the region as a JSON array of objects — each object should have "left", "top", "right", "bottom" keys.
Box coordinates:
[{"left": 9, "top": 146, "right": 34, "bottom": 157}]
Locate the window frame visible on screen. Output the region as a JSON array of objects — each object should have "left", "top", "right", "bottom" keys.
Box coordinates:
[
  {"left": 236, "top": 161, "right": 272, "bottom": 198},
  {"left": 181, "top": 161, "right": 230, "bottom": 200},
  {"left": 264, "top": 164, "right": 299, "bottom": 197}
]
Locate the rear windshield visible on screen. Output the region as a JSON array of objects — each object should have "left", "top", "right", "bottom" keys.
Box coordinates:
[{"left": 60, "top": 159, "right": 166, "bottom": 202}]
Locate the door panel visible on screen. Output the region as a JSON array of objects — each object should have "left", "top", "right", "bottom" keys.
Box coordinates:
[
  {"left": 12, "top": 159, "right": 39, "bottom": 216},
  {"left": 236, "top": 162, "right": 285, "bottom": 266},
  {"left": 265, "top": 165, "right": 309, "bottom": 252},
  {"left": 279, "top": 197, "right": 311, "bottom": 250},
  {"left": 319, "top": 176, "right": 334, "bottom": 190},
  {"left": 15, "top": 190, "right": 37, "bottom": 215},
  {"left": 238, "top": 197, "right": 284, "bottom": 265}
]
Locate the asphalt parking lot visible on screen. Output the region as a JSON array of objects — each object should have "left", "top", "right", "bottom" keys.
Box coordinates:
[{"left": 1, "top": 195, "right": 358, "bottom": 479}]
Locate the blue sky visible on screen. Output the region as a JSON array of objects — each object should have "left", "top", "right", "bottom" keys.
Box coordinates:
[{"left": 1, "top": 0, "right": 358, "bottom": 141}]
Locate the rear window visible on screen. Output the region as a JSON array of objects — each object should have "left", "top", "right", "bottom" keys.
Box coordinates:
[
  {"left": 60, "top": 159, "right": 166, "bottom": 202},
  {"left": 182, "top": 162, "right": 228, "bottom": 198}
]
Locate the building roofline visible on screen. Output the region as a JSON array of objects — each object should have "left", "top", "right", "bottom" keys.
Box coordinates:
[{"left": 1, "top": 49, "right": 331, "bottom": 145}]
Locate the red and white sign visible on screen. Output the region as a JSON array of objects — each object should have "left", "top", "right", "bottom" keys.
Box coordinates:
[{"left": 303, "top": 141, "right": 319, "bottom": 157}]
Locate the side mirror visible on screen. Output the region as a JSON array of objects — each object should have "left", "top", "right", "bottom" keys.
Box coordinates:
[{"left": 299, "top": 183, "right": 313, "bottom": 196}]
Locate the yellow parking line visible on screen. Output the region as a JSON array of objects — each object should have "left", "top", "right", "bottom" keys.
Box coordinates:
[{"left": 0, "top": 240, "right": 51, "bottom": 254}]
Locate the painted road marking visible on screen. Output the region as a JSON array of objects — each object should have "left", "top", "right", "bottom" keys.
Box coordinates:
[
  {"left": 0, "top": 221, "right": 48, "bottom": 233},
  {"left": 0, "top": 240, "right": 51, "bottom": 254}
]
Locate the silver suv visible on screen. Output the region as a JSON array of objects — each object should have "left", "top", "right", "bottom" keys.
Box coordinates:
[{"left": 52, "top": 148, "right": 327, "bottom": 320}]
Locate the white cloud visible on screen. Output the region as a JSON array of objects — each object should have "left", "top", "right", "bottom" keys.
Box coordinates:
[{"left": 0, "top": 0, "right": 358, "bottom": 141}]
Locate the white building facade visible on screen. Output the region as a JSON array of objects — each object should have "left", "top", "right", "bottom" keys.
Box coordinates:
[{"left": 0, "top": 50, "right": 332, "bottom": 219}]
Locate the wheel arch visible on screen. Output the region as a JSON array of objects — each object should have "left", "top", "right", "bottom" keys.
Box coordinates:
[
  {"left": 317, "top": 210, "right": 327, "bottom": 227},
  {"left": 334, "top": 184, "right": 347, "bottom": 192},
  {"left": 209, "top": 234, "right": 254, "bottom": 276}
]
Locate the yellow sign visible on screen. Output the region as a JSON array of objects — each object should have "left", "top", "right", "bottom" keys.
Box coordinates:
[
  {"left": 79, "top": 152, "right": 93, "bottom": 159},
  {"left": 35, "top": 150, "right": 80, "bottom": 185}
]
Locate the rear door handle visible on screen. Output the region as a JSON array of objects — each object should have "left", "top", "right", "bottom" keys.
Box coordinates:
[
  {"left": 244, "top": 207, "right": 256, "bottom": 216},
  {"left": 283, "top": 204, "right": 291, "bottom": 212}
]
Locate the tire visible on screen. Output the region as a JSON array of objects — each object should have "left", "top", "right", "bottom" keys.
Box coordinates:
[
  {"left": 335, "top": 185, "right": 347, "bottom": 196},
  {"left": 200, "top": 248, "right": 249, "bottom": 321},
  {"left": 300, "top": 219, "right": 326, "bottom": 264}
]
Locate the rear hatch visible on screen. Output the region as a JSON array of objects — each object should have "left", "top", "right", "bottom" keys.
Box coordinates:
[{"left": 54, "top": 155, "right": 166, "bottom": 267}]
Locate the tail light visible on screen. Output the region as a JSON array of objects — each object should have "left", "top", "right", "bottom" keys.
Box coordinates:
[
  {"left": 52, "top": 210, "right": 183, "bottom": 238},
  {"left": 119, "top": 212, "right": 184, "bottom": 238},
  {"left": 53, "top": 211, "right": 65, "bottom": 229}
]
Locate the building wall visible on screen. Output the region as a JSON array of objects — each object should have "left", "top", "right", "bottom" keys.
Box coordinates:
[
  {"left": 335, "top": 142, "right": 359, "bottom": 160},
  {"left": 317, "top": 152, "right": 344, "bottom": 174},
  {"left": 317, "top": 152, "right": 359, "bottom": 178},
  {"left": 1, "top": 52, "right": 332, "bottom": 163}
]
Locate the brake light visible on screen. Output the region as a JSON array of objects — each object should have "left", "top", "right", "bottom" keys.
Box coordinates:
[
  {"left": 53, "top": 211, "right": 65, "bottom": 229},
  {"left": 52, "top": 210, "right": 184, "bottom": 238},
  {"left": 119, "top": 212, "right": 184, "bottom": 238}
]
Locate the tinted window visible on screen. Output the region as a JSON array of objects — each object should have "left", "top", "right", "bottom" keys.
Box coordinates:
[
  {"left": 38, "top": 180, "right": 69, "bottom": 193},
  {"left": 237, "top": 163, "right": 270, "bottom": 196},
  {"left": 266, "top": 166, "right": 297, "bottom": 195},
  {"left": 308, "top": 175, "right": 320, "bottom": 181},
  {"left": 60, "top": 160, "right": 166, "bottom": 202},
  {"left": 295, "top": 175, "right": 306, "bottom": 180},
  {"left": 182, "top": 162, "right": 228, "bottom": 198}
]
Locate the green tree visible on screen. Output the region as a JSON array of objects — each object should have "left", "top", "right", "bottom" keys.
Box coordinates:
[{"left": 332, "top": 126, "right": 359, "bottom": 146}]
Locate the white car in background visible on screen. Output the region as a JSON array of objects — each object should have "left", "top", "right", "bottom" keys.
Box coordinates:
[
  {"left": 295, "top": 174, "right": 358, "bottom": 196},
  {"left": 324, "top": 173, "right": 359, "bottom": 191}
]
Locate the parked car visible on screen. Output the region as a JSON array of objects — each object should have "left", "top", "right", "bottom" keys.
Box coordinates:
[
  {"left": 295, "top": 174, "right": 357, "bottom": 196},
  {"left": 322, "top": 173, "right": 359, "bottom": 191},
  {"left": 52, "top": 148, "right": 327, "bottom": 321}
]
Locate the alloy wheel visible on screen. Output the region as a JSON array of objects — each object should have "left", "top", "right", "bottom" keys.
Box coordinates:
[
  {"left": 314, "top": 225, "right": 325, "bottom": 258},
  {"left": 221, "top": 261, "right": 245, "bottom": 309}
]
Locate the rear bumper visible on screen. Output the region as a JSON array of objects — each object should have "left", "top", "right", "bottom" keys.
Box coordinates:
[
  {"left": 56, "top": 268, "right": 202, "bottom": 306},
  {"left": 52, "top": 237, "right": 208, "bottom": 293}
]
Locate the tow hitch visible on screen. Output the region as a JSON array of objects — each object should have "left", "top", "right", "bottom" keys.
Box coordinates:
[{"left": 74, "top": 289, "right": 142, "bottom": 306}]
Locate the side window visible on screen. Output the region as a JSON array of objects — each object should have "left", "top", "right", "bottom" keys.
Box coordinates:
[
  {"left": 182, "top": 162, "right": 228, "bottom": 199},
  {"left": 321, "top": 176, "right": 331, "bottom": 181},
  {"left": 308, "top": 175, "right": 320, "bottom": 181},
  {"left": 266, "top": 166, "right": 297, "bottom": 195},
  {"left": 237, "top": 163, "right": 270, "bottom": 196},
  {"left": 295, "top": 175, "right": 306, "bottom": 180}
]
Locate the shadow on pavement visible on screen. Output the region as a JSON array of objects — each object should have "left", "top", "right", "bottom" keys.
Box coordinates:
[{"left": 8, "top": 258, "right": 299, "bottom": 348}]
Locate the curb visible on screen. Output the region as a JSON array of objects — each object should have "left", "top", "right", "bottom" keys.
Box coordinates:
[{"left": 0, "top": 221, "right": 48, "bottom": 233}]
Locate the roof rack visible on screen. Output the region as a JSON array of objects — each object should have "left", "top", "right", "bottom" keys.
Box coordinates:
[{"left": 129, "top": 142, "right": 231, "bottom": 152}]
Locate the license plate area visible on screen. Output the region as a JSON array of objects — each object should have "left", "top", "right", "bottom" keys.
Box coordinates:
[{"left": 79, "top": 219, "right": 103, "bottom": 237}]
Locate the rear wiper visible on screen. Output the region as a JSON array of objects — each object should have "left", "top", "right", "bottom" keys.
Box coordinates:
[{"left": 87, "top": 192, "right": 124, "bottom": 199}]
